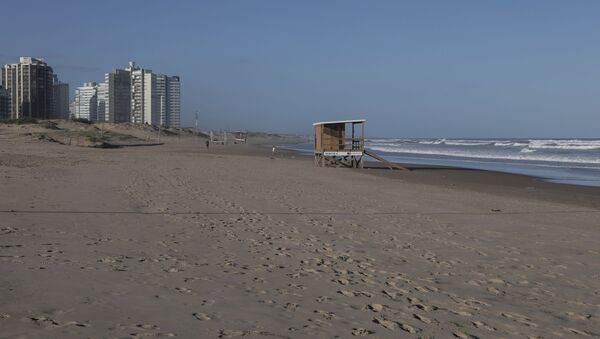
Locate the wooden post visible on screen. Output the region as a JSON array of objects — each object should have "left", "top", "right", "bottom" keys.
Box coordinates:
[
  {"left": 361, "top": 122, "right": 365, "bottom": 150},
  {"left": 352, "top": 122, "right": 355, "bottom": 149}
]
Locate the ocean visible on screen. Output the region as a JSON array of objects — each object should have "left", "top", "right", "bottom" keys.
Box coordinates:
[{"left": 280, "top": 138, "right": 600, "bottom": 187}]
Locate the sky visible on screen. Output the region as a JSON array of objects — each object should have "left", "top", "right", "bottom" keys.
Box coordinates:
[{"left": 1, "top": 0, "right": 599, "bottom": 138}]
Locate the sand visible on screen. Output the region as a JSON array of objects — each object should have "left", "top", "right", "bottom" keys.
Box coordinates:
[{"left": 1, "top": 123, "right": 600, "bottom": 338}]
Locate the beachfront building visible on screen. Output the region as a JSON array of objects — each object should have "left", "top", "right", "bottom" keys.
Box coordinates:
[
  {"left": 0, "top": 85, "right": 10, "bottom": 120},
  {"left": 74, "top": 82, "right": 98, "bottom": 122},
  {"left": 52, "top": 75, "right": 70, "bottom": 119},
  {"left": 130, "top": 66, "right": 180, "bottom": 127},
  {"left": 165, "top": 75, "right": 180, "bottom": 128},
  {"left": 70, "top": 61, "right": 180, "bottom": 126},
  {"left": 130, "top": 67, "right": 148, "bottom": 124},
  {"left": 105, "top": 67, "right": 132, "bottom": 123},
  {"left": 154, "top": 73, "right": 166, "bottom": 126},
  {"left": 96, "top": 82, "right": 108, "bottom": 122},
  {"left": 1, "top": 57, "right": 55, "bottom": 119}
]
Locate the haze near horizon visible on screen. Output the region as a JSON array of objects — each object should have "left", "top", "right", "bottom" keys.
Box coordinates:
[{"left": 1, "top": 0, "right": 598, "bottom": 138}]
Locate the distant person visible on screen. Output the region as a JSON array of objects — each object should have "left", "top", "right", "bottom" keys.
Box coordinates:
[
  {"left": 206, "top": 140, "right": 210, "bottom": 149},
  {"left": 272, "top": 145, "right": 276, "bottom": 155}
]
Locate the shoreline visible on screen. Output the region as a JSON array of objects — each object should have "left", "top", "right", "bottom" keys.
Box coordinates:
[
  {"left": 265, "top": 143, "right": 600, "bottom": 210},
  {"left": 276, "top": 140, "right": 600, "bottom": 189}
]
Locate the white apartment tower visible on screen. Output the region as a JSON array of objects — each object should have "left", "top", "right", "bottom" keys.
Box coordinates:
[
  {"left": 1, "top": 57, "right": 54, "bottom": 119},
  {"left": 72, "top": 61, "right": 180, "bottom": 126},
  {"left": 74, "top": 82, "right": 98, "bottom": 122},
  {"left": 96, "top": 82, "right": 108, "bottom": 122},
  {"left": 129, "top": 65, "right": 180, "bottom": 127},
  {"left": 130, "top": 67, "right": 147, "bottom": 124}
]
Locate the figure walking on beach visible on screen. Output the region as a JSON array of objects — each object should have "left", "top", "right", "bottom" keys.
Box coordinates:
[
  {"left": 272, "top": 145, "right": 276, "bottom": 155},
  {"left": 206, "top": 140, "right": 210, "bottom": 149}
]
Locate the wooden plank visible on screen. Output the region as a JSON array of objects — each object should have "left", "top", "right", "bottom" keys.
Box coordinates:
[{"left": 364, "top": 149, "right": 409, "bottom": 171}]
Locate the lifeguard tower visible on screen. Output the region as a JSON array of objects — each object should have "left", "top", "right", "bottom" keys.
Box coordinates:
[
  {"left": 313, "top": 119, "right": 408, "bottom": 170},
  {"left": 210, "top": 131, "right": 227, "bottom": 145},
  {"left": 313, "top": 119, "right": 365, "bottom": 168},
  {"left": 233, "top": 131, "right": 248, "bottom": 144}
]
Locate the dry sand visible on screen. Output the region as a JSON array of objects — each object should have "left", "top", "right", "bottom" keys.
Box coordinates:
[{"left": 1, "top": 123, "right": 600, "bottom": 338}]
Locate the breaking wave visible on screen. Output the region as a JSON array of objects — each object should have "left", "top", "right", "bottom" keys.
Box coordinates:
[
  {"left": 370, "top": 138, "right": 600, "bottom": 151},
  {"left": 367, "top": 145, "right": 600, "bottom": 165}
]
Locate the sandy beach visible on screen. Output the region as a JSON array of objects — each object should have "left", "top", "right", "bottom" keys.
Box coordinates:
[{"left": 1, "top": 123, "right": 600, "bottom": 338}]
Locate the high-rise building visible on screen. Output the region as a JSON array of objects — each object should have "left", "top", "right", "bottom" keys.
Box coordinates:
[
  {"left": 128, "top": 67, "right": 180, "bottom": 127},
  {"left": 2, "top": 57, "right": 54, "bottom": 119},
  {"left": 52, "top": 75, "right": 69, "bottom": 119},
  {"left": 96, "top": 82, "right": 108, "bottom": 122},
  {"left": 0, "top": 85, "right": 10, "bottom": 120},
  {"left": 166, "top": 76, "right": 180, "bottom": 128},
  {"left": 73, "top": 61, "right": 180, "bottom": 126},
  {"left": 130, "top": 67, "right": 149, "bottom": 124},
  {"left": 105, "top": 68, "right": 131, "bottom": 123},
  {"left": 155, "top": 74, "right": 167, "bottom": 126},
  {"left": 74, "top": 82, "right": 98, "bottom": 122}
]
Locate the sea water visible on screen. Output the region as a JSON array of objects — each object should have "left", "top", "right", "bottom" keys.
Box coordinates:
[{"left": 280, "top": 138, "right": 600, "bottom": 187}]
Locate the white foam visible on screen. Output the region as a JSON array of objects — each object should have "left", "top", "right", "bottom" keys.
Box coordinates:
[
  {"left": 372, "top": 138, "right": 600, "bottom": 150},
  {"left": 528, "top": 139, "right": 600, "bottom": 150},
  {"left": 368, "top": 145, "right": 600, "bottom": 165},
  {"left": 493, "top": 141, "right": 529, "bottom": 147}
]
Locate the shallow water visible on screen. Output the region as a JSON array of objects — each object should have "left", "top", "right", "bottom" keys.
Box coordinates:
[{"left": 281, "top": 138, "right": 600, "bottom": 187}]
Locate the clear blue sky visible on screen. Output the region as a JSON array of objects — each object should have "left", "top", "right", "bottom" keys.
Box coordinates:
[{"left": 1, "top": 1, "right": 599, "bottom": 137}]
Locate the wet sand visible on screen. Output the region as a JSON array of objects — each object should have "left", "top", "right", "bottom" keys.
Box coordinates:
[{"left": 1, "top": 131, "right": 599, "bottom": 338}]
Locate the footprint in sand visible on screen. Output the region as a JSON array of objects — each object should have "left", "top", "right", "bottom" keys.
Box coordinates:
[
  {"left": 372, "top": 318, "right": 395, "bottom": 330},
  {"left": 193, "top": 312, "right": 212, "bottom": 321},
  {"left": 562, "top": 327, "right": 596, "bottom": 336},
  {"left": 305, "top": 317, "right": 331, "bottom": 329},
  {"left": 501, "top": 312, "right": 537, "bottom": 328},
  {"left": 367, "top": 303, "right": 383, "bottom": 312},
  {"left": 351, "top": 327, "right": 375, "bottom": 336},
  {"left": 174, "top": 287, "right": 193, "bottom": 294},
  {"left": 218, "top": 329, "right": 282, "bottom": 338},
  {"left": 452, "top": 330, "right": 476, "bottom": 339},
  {"left": 28, "top": 316, "right": 89, "bottom": 328},
  {"left": 284, "top": 302, "right": 299, "bottom": 311},
  {"left": 313, "top": 309, "right": 335, "bottom": 320},
  {"left": 413, "top": 313, "right": 432, "bottom": 324},
  {"left": 472, "top": 320, "right": 496, "bottom": 331},
  {"left": 315, "top": 296, "right": 332, "bottom": 303}
]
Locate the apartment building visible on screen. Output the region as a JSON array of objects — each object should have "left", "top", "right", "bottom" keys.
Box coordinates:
[
  {"left": 74, "top": 82, "right": 98, "bottom": 121},
  {"left": 105, "top": 68, "right": 132, "bottom": 123},
  {"left": 0, "top": 85, "right": 10, "bottom": 120},
  {"left": 52, "top": 75, "right": 69, "bottom": 119},
  {"left": 1, "top": 57, "right": 54, "bottom": 119}
]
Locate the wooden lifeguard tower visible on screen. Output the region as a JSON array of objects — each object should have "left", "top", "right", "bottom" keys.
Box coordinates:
[
  {"left": 233, "top": 131, "right": 248, "bottom": 144},
  {"left": 313, "top": 119, "right": 365, "bottom": 168},
  {"left": 210, "top": 131, "right": 227, "bottom": 145}
]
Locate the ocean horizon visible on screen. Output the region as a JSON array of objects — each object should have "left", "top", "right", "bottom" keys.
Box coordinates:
[{"left": 281, "top": 137, "right": 600, "bottom": 187}]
